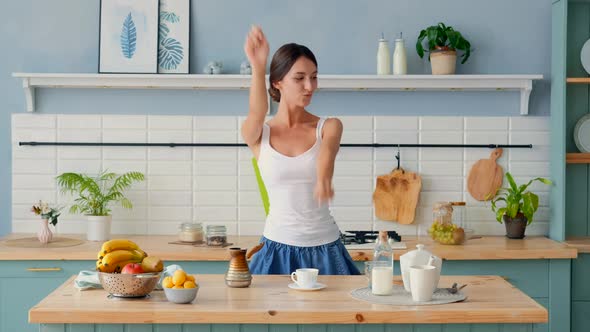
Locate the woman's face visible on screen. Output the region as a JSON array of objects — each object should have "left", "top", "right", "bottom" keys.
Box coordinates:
[{"left": 275, "top": 56, "right": 318, "bottom": 108}]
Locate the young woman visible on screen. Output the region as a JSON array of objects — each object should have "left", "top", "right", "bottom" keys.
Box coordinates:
[{"left": 242, "top": 26, "right": 360, "bottom": 275}]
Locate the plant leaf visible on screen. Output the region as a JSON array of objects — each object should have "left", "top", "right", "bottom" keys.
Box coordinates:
[
  {"left": 159, "top": 22, "right": 170, "bottom": 41},
  {"left": 159, "top": 37, "right": 184, "bottom": 70},
  {"left": 496, "top": 207, "right": 507, "bottom": 223},
  {"left": 120, "top": 13, "right": 137, "bottom": 59},
  {"left": 505, "top": 172, "right": 518, "bottom": 192},
  {"left": 160, "top": 11, "right": 180, "bottom": 23},
  {"left": 416, "top": 30, "right": 427, "bottom": 58}
]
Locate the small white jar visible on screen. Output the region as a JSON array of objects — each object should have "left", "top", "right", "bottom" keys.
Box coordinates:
[{"left": 178, "top": 222, "right": 204, "bottom": 243}]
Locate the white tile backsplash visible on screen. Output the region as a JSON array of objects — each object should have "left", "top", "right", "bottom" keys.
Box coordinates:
[
  {"left": 57, "top": 115, "right": 101, "bottom": 129},
  {"left": 465, "top": 117, "right": 508, "bottom": 131},
  {"left": 12, "top": 114, "right": 552, "bottom": 237}
]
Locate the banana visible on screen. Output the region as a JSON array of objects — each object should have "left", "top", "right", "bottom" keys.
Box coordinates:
[
  {"left": 100, "top": 239, "right": 139, "bottom": 254},
  {"left": 98, "top": 258, "right": 141, "bottom": 273},
  {"left": 101, "top": 249, "right": 145, "bottom": 267},
  {"left": 99, "top": 239, "right": 141, "bottom": 256}
]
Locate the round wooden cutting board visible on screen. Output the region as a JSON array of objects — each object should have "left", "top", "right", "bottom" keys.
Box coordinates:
[{"left": 467, "top": 148, "right": 504, "bottom": 201}]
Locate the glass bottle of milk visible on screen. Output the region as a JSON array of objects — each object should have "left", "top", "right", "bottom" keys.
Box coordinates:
[
  {"left": 372, "top": 231, "right": 394, "bottom": 295},
  {"left": 376, "top": 33, "right": 391, "bottom": 75},
  {"left": 393, "top": 33, "right": 408, "bottom": 75}
]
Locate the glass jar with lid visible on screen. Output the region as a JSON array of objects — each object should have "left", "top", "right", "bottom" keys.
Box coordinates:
[
  {"left": 206, "top": 225, "right": 227, "bottom": 246},
  {"left": 429, "top": 201, "right": 465, "bottom": 245},
  {"left": 178, "top": 222, "right": 203, "bottom": 243},
  {"left": 451, "top": 201, "right": 474, "bottom": 240}
]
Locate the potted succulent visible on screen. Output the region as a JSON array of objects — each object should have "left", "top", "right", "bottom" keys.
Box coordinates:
[
  {"left": 416, "top": 22, "right": 472, "bottom": 75},
  {"left": 490, "top": 172, "right": 552, "bottom": 239},
  {"left": 56, "top": 170, "right": 144, "bottom": 241}
]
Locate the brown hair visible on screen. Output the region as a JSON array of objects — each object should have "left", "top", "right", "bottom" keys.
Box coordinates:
[{"left": 268, "top": 43, "right": 318, "bottom": 102}]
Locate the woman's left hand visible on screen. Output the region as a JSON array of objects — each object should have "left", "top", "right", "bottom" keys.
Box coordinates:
[{"left": 314, "top": 179, "right": 334, "bottom": 206}]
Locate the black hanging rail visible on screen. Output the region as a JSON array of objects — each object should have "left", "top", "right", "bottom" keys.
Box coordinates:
[{"left": 19, "top": 142, "right": 533, "bottom": 149}]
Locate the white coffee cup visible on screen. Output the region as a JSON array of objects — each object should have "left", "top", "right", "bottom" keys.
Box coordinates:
[
  {"left": 409, "top": 265, "right": 438, "bottom": 302},
  {"left": 290, "top": 268, "right": 319, "bottom": 288}
]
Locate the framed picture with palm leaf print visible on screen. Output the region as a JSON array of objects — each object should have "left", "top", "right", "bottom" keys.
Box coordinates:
[
  {"left": 158, "top": 0, "right": 190, "bottom": 73},
  {"left": 99, "top": 0, "right": 159, "bottom": 73}
]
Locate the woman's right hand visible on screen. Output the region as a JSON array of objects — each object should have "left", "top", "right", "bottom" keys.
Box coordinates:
[{"left": 244, "top": 25, "right": 269, "bottom": 71}]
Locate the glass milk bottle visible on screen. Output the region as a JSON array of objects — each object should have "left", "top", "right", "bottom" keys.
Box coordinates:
[
  {"left": 372, "top": 231, "right": 394, "bottom": 295},
  {"left": 393, "top": 33, "right": 407, "bottom": 75},
  {"left": 377, "top": 34, "right": 391, "bottom": 75}
]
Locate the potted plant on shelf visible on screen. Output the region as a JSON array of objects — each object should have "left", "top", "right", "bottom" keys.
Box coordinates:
[
  {"left": 490, "top": 172, "right": 552, "bottom": 239},
  {"left": 416, "top": 22, "right": 472, "bottom": 75},
  {"left": 56, "top": 170, "right": 145, "bottom": 241}
]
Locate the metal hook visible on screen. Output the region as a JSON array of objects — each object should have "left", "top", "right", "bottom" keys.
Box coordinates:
[{"left": 395, "top": 144, "right": 401, "bottom": 170}]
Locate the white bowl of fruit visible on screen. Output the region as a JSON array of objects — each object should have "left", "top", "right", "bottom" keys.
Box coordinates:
[{"left": 163, "top": 269, "right": 199, "bottom": 304}]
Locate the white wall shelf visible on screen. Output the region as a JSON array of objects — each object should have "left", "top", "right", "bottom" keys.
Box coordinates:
[{"left": 12, "top": 73, "right": 542, "bottom": 114}]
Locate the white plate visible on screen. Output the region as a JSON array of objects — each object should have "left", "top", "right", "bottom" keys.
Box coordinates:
[
  {"left": 574, "top": 114, "right": 590, "bottom": 152},
  {"left": 582, "top": 38, "right": 590, "bottom": 75},
  {"left": 288, "top": 282, "right": 327, "bottom": 291}
]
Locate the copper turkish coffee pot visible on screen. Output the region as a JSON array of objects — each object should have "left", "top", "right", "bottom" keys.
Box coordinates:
[{"left": 224, "top": 243, "right": 264, "bottom": 288}]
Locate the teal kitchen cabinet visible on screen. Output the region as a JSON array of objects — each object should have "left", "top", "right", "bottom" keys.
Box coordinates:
[
  {"left": 552, "top": 0, "right": 590, "bottom": 331},
  {"left": 0, "top": 260, "right": 93, "bottom": 332}
]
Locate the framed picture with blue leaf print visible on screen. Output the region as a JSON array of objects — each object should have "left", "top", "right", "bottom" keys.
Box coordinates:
[
  {"left": 99, "top": 0, "right": 160, "bottom": 73},
  {"left": 158, "top": 0, "right": 190, "bottom": 73}
]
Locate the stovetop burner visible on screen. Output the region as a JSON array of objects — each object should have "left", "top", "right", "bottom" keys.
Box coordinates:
[{"left": 340, "top": 230, "right": 402, "bottom": 245}]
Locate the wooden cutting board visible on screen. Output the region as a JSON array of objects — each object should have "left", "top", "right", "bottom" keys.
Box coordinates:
[
  {"left": 373, "top": 168, "right": 422, "bottom": 224},
  {"left": 467, "top": 148, "right": 504, "bottom": 201}
]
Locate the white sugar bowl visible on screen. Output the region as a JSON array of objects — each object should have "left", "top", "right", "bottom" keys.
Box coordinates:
[{"left": 400, "top": 244, "right": 442, "bottom": 292}]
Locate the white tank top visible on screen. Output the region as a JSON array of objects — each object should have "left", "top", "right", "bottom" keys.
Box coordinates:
[{"left": 257, "top": 117, "right": 341, "bottom": 247}]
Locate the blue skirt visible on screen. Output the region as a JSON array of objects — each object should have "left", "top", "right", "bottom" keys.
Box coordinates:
[{"left": 249, "top": 236, "right": 361, "bottom": 275}]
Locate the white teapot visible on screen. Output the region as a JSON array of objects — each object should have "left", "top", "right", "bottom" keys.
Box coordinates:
[{"left": 400, "top": 244, "right": 442, "bottom": 292}]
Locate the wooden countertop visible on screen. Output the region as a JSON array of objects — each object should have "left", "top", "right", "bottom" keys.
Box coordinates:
[
  {"left": 565, "top": 237, "right": 590, "bottom": 253},
  {"left": 29, "top": 274, "right": 548, "bottom": 324},
  {"left": 0, "top": 234, "right": 577, "bottom": 261}
]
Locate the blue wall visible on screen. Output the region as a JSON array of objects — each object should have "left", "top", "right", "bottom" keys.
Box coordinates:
[{"left": 0, "top": 0, "right": 553, "bottom": 236}]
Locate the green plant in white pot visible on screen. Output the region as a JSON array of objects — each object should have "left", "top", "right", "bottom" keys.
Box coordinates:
[
  {"left": 56, "top": 170, "right": 145, "bottom": 241},
  {"left": 490, "top": 172, "right": 551, "bottom": 239},
  {"left": 416, "top": 22, "right": 472, "bottom": 75}
]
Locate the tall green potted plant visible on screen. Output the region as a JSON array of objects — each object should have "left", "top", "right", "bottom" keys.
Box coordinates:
[
  {"left": 416, "top": 22, "right": 472, "bottom": 75},
  {"left": 490, "top": 172, "right": 552, "bottom": 239},
  {"left": 56, "top": 170, "right": 144, "bottom": 241}
]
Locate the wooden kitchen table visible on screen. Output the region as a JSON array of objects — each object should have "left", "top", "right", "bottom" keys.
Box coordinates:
[{"left": 30, "top": 274, "right": 547, "bottom": 331}]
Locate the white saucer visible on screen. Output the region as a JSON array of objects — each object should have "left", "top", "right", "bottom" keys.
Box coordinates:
[{"left": 288, "top": 282, "right": 327, "bottom": 291}]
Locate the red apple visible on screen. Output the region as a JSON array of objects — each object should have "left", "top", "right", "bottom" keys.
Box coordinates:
[{"left": 121, "top": 263, "right": 144, "bottom": 274}]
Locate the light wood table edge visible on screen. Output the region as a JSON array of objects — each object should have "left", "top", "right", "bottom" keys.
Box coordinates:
[
  {"left": 29, "top": 275, "right": 548, "bottom": 325},
  {"left": 565, "top": 237, "right": 590, "bottom": 253},
  {"left": 1, "top": 234, "right": 577, "bottom": 261}
]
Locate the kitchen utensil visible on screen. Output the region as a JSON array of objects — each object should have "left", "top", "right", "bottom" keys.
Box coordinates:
[
  {"left": 225, "top": 244, "right": 264, "bottom": 288},
  {"left": 409, "top": 265, "right": 438, "bottom": 302},
  {"left": 400, "top": 244, "right": 442, "bottom": 292},
  {"left": 373, "top": 168, "right": 422, "bottom": 224},
  {"left": 574, "top": 114, "right": 590, "bottom": 152},
  {"left": 291, "top": 268, "right": 319, "bottom": 289},
  {"left": 98, "top": 272, "right": 160, "bottom": 298},
  {"left": 467, "top": 148, "right": 504, "bottom": 201},
  {"left": 164, "top": 286, "right": 199, "bottom": 304},
  {"left": 581, "top": 38, "right": 590, "bottom": 75},
  {"left": 446, "top": 282, "right": 468, "bottom": 294}
]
